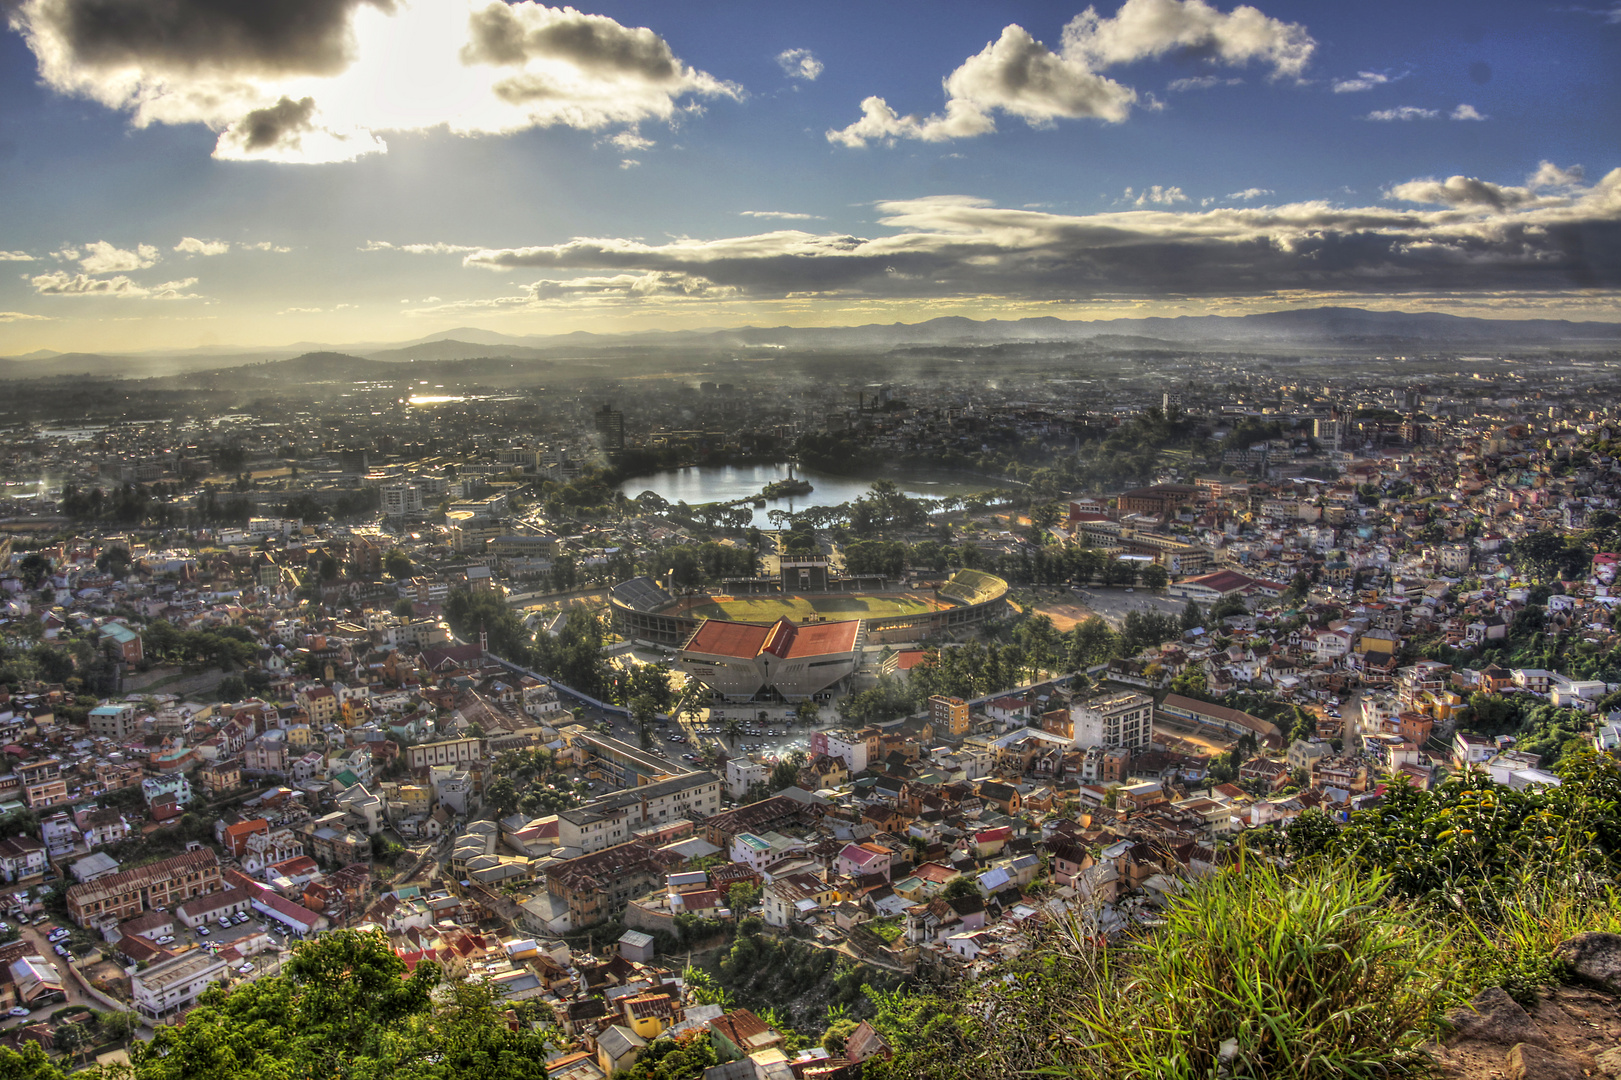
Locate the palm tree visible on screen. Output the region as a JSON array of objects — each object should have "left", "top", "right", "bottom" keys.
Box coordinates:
[{"left": 722, "top": 715, "right": 742, "bottom": 746}]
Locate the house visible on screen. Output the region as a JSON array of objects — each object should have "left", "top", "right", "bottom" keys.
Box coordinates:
[
  {"left": 834, "top": 842, "right": 891, "bottom": 882},
  {"left": 0, "top": 837, "right": 47, "bottom": 883},
  {"left": 709, "top": 1009, "right": 784, "bottom": 1063}
]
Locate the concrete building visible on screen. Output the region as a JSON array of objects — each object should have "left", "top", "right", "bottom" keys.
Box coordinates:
[
  {"left": 132, "top": 951, "right": 230, "bottom": 1022},
  {"left": 1070, "top": 690, "right": 1155, "bottom": 753},
  {"left": 678, "top": 618, "right": 861, "bottom": 702},
  {"left": 556, "top": 772, "right": 722, "bottom": 854}
]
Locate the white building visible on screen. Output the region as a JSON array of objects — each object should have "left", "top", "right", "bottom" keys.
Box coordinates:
[
  {"left": 725, "top": 758, "right": 769, "bottom": 800},
  {"left": 1070, "top": 690, "right": 1154, "bottom": 752},
  {"left": 132, "top": 951, "right": 229, "bottom": 1022}
]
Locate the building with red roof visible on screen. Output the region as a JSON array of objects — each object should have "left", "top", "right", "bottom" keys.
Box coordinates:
[{"left": 678, "top": 617, "right": 861, "bottom": 701}]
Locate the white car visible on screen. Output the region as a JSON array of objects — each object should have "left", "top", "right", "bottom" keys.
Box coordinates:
[
  {"left": 7, "top": 1007, "right": 27, "bottom": 1018},
  {"left": 53, "top": 944, "right": 68, "bottom": 957},
  {"left": 197, "top": 927, "right": 210, "bottom": 936},
  {"left": 237, "top": 964, "right": 254, "bottom": 975}
]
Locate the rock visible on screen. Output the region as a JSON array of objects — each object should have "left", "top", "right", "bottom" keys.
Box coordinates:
[
  {"left": 1553, "top": 932, "right": 1621, "bottom": 994},
  {"left": 1444, "top": 987, "right": 1549, "bottom": 1048},
  {"left": 1506, "top": 1043, "right": 1586, "bottom": 1080},
  {"left": 1595, "top": 1046, "right": 1621, "bottom": 1079}
]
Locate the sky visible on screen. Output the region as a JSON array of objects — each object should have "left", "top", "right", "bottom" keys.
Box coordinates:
[{"left": 0, "top": 0, "right": 1619, "bottom": 355}]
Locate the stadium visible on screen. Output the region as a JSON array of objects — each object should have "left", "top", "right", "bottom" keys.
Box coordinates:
[{"left": 609, "top": 558, "right": 1010, "bottom": 650}]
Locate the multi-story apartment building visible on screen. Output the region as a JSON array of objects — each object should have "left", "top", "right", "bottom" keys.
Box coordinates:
[
  {"left": 66, "top": 849, "right": 222, "bottom": 928},
  {"left": 556, "top": 772, "right": 721, "bottom": 854}
]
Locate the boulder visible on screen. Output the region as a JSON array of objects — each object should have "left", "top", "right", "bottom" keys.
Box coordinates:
[
  {"left": 1506, "top": 1043, "right": 1586, "bottom": 1080},
  {"left": 1595, "top": 1046, "right": 1621, "bottom": 1080},
  {"left": 1444, "top": 987, "right": 1548, "bottom": 1048},
  {"left": 1553, "top": 932, "right": 1621, "bottom": 994}
]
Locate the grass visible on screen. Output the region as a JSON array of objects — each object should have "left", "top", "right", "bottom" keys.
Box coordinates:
[
  {"left": 867, "top": 916, "right": 904, "bottom": 944},
  {"left": 683, "top": 593, "right": 941, "bottom": 622},
  {"left": 1063, "top": 862, "right": 1449, "bottom": 1080}
]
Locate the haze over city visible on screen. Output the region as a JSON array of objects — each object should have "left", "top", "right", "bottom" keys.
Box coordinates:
[{"left": 1, "top": 0, "right": 1618, "bottom": 355}]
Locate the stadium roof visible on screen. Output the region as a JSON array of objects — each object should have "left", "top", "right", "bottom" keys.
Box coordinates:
[
  {"left": 686, "top": 621, "right": 774, "bottom": 659},
  {"left": 689, "top": 617, "right": 860, "bottom": 661}
]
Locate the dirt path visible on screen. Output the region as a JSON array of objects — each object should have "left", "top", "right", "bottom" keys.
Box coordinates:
[{"left": 1030, "top": 599, "right": 1098, "bottom": 632}]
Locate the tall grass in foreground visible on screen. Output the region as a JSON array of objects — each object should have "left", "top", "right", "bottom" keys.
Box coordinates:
[
  {"left": 1061, "top": 863, "right": 1448, "bottom": 1080},
  {"left": 1447, "top": 865, "right": 1621, "bottom": 1002}
]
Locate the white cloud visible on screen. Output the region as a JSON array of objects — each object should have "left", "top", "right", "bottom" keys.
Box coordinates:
[
  {"left": 30, "top": 271, "right": 200, "bottom": 299},
  {"left": 243, "top": 241, "right": 293, "bottom": 253},
  {"left": 1167, "top": 75, "right": 1241, "bottom": 91},
  {"left": 174, "top": 237, "right": 230, "bottom": 256},
  {"left": 0, "top": 252, "right": 35, "bottom": 262},
  {"left": 1134, "top": 184, "right": 1188, "bottom": 206},
  {"left": 1366, "top": 106, "right": 1438, "bottom": 121},
  {"left": 1450, "top": 103, "right": 1487, "bottom": 121},
  {"left": 1528, "top": 161, "right": 1585, "bottom": 189},
  {"left": 9, "top": 0, "right": 741, "bottom": 164},
  {"left": 776, "top": 48, "right": 822, "bottom": 81},
  {"left": 740, "top": 210, "right": 824, "bottom": 220},
  {"left": 609, "top": 130, "right": 654, "bottom": 151},
  {"left": 619, "top": 158, "right": 641, "bottom": 168},
  {"left": 78, "top": 241, "right": 160, "bottom": 274},
  {"left": 277, "top": 306, "right": 325, "bottom": 314},
  {"left": 455, "top": 165, "right": 1621, "bottom": 303},
  {"left": 829, "top": 0, "right": 1314, "bottom": 146},
  {"left": 1332, "top": 70, "right": 1403, "bottom": 93},
  {"left": 0, "top": 312, "right": 52, "bottom": 322},
  {"left": 1226, "top": 187, "right": 1273, "bottom": 200},
  {"left": 362, "top": 240, "right": 480, "bottom": 254}
]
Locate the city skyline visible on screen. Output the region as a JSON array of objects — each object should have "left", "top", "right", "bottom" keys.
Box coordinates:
[{"left": 1, "top": 0, "right": 1619, "bottom": 354}]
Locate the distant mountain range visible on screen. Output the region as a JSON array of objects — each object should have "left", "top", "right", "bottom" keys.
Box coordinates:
[{"left": 2, "top": 306, "right": 1618, "bottom": 379}]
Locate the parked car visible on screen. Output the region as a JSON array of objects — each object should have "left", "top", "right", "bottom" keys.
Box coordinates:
[
  {"left": 197, "top": 927, "right": 210, "bottom": 936},
  {"left": 7, "top": 1007, "right": 27, "bottom": 1018},
  {"left": 237, "top": 964, "right": 254, "bottom": 975},
  {"left": 53, "top": 944, "right": 68, "bottom": 957},
  {"left": 234, "top": 912, "right": 250, "bottom": 924}
]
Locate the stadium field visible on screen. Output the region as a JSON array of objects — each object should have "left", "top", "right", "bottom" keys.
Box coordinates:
[{"left": 677, "top": 592, "right": 946, "bottom": 622}]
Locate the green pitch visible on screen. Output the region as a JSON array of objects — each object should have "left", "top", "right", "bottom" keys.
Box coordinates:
[{"left": 683, "top": 592, "right": 942, "bottom": 621}]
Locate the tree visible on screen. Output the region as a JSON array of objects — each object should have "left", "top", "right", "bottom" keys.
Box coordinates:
[
  {"left": 1142, "top": 564, "right": 1170, "bottom": 592},
  {"left": 1179, "top": 600, "right": 1206, "bottom": 634},
  {"left": 217, "top": 674, "right": 247, "bottom": 702},
  {"left": 384, "top": 549, "right": 413, "bottom": 579},
  {"left": 941, "top": 875, "right": 980, "bottom": 900},
  {"left": 485, "top": 776, "right": 520, "bottom": 818},
  {"left": 1070, "top": 616, "right": 1119, "bottom": 669},
  {"left": 631, "top": 694, "right": 659, "bottom": 750}
]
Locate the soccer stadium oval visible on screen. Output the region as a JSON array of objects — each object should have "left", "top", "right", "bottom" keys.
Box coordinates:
[{"left": 610, "top": 564, "right": 1009, "bottom": 652}]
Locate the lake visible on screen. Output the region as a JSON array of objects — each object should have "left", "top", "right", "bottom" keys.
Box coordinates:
[{"left": 617, "top": 464, "right": 992, "bottom": 528}]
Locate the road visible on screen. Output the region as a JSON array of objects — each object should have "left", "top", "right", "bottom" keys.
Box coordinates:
[{"left": 0, "top": 919, "right": 101, "bottom": 1032}]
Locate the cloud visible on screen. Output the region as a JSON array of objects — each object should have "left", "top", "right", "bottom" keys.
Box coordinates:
[
  {"left": 30, "top": 271, "right": 200, "bottom": 298},
  {"left": 0, "top": 251, "right": 35, "bottom": 262},
  {"left": 740, "top": 210, "right": 824, "bottom": 220},
  {"left": 1332, "top": 70, "right": 1402, "bottom": 93},
  {"left": 277, "top": 306, "right": 325, "bottom": 314},
  {"left": 776, "top": 48, "right": 822, "bottom": 81},
  {"left": 829, "top": 0, "right": 1314, "bottom": 146},
  {"left": 1450, "top": 103, "right": 1487, "bottom": 121},
  {"left": 174, "top": 237, "right": 230, "bottom": 256},
  {"left": 0, "top": 312, "right": 52, "bottom": 322},
  {"left": 619, "top": 158, "right": 640, "bottom": 168},
  {"left": 243, "top": 241, "right": 293, "bottom": 253},
  {"left": 362, "top": 240, "right": 480, "bottom": 254},
  {"left": 1166, "top": 74, "right": 1240, "bottom": 91},
  {"left": 609, "top": 130, "right": 654, "bottom": 151},
  {"left": 1366, "top": 106, "right": 1438, "bottom": 121},
  {"left": 1134, "top": 184, "right": 1188, "bottom": 205},
  {"left": 455, "top": 166, "right": 1621, "bottom": 304},
  {"left": 1564, "top": 4, "right": 1621, "bottom": 24},
  {"left": 1226, "top": 187, "right": 1273, "bottom": 200},
  {"left": 8, "top": 0, "right": 739, "bottom": 164},
  {"left": 78, "top": 240, "right": 160, "bottom": 274},
  {"left": 1528, "top": 161, "right": 1585, "bottom": 189}
]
